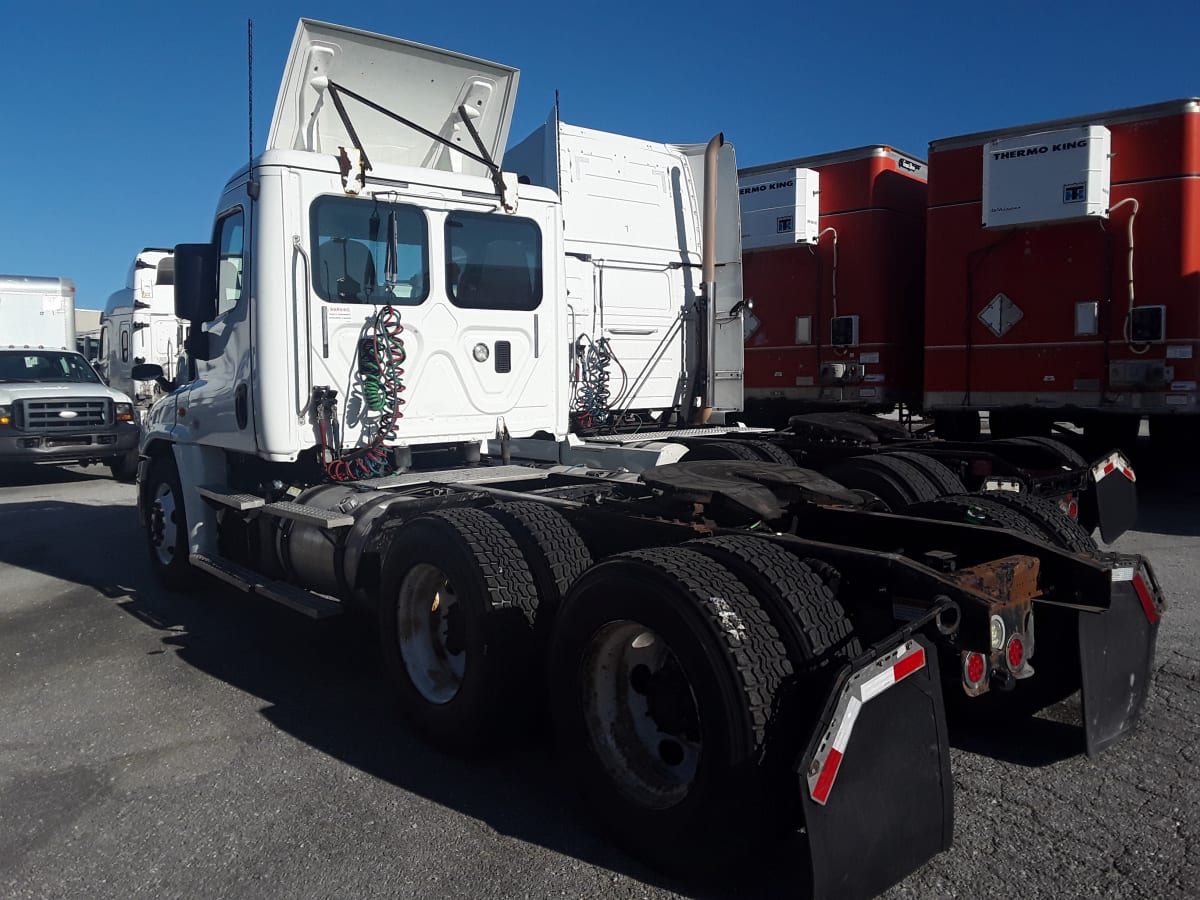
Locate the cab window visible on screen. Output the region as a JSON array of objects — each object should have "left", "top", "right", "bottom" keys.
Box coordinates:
[
  {"left": 216, "top": 209, "right": 245, "bottom": 317},
  {"left": 445, "top": 212, "right": 542, "bottom": 311},
  {"left": 310, "top": 196, "right": 429, "bottom": 305}
]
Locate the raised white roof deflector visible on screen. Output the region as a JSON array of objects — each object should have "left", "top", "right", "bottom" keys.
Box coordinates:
[{"left": 267, "top": 19, "right": 519, "bottom": 177}]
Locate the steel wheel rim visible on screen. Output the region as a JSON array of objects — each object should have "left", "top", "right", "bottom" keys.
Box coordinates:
[
  {"left": 150, "top": 481, "right": 180, "bottom": 567},
  {"left": 581, "top": 620, "right": 702, "bottom": 809},
  {"left": 396, "top": 563, "right": 466, "bottom": 704}
]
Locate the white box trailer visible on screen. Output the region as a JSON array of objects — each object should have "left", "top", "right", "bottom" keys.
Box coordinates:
[{"left": 0, "top": 275, "right": 77, "bottom": 349}]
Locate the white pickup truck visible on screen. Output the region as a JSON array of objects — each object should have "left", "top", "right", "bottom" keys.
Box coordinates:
[{"left": 1, "top": 275, "right": 140, "bottom": 478}]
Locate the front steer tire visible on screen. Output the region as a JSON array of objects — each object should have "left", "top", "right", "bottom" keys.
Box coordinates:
[{"left": 143, "top": 454, "right": 194, "bottom": 592}]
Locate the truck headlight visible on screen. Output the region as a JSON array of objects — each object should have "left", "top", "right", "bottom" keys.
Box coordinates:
[
  {"left": 0, "top": 404, "right": 10, "bottom": 426},
  {"left": 116, "top": 402, "right": 134, "bottom": 422}
]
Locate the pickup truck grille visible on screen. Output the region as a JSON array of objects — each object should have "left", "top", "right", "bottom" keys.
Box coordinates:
[{"left": 17, "top": 398, "right": 111, "bottom": 430}]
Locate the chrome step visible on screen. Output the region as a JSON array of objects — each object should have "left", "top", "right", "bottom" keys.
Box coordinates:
[
  {"left": 261, "top": 500, "right": 354, "bottom": 529},
  {"left": 191, "top": 553, "right": 343, "bottom": 619},
  {"left": 197, "top": 486, "right": 266, "bottom": 511}
]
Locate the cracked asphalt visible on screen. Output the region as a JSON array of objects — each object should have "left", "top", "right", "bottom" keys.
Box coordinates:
[{"left": 1, "top": 453, "right": 1196, "bottom": 899}]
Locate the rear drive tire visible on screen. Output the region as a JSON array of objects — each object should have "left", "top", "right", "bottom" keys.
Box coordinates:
[
  {"left": 823, "top": 454, "right": 939, "bottom": 510},
  {"left": 880, "top": 451, "right": 967, "bottom": 497},
  {"left": 681, "top": 440, "right": 763, "bottom": 462},
  {"left": 548, "top": 546, "right": 792, "bottom": 872},
  {"left": 379, "top": 508, "right": 540, "bottom": 751},
  {"left": 144, "top": 454, "right": 193, "bottom": 592},
  {"left": 994, "top": 435, "right": 1088, "bottom": 468},
  {"left": 685, "top": 535, "right": 860, "bottom": 665},
  {"left": 483, "top": 501, "right": 592, "bottom": 647},
  {"left": 907, "top": 492, "right": 1095, "bottom": 553},
  {"left": 743, "top": 440, "right": 798, "bottom": 467},
  {"left": 967, "top": 491, "right": 1096, "bottom": 553}
]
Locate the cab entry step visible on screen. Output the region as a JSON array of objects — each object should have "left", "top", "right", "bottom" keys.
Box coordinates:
[
  {"left": 191, "top": 553, "right": 343, "bottom": 619},
  {"left": 197, "top": 486, "right": 266, "bottom": 511}
]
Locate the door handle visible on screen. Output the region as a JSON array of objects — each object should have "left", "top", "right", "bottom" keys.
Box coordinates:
[{"left": 235, "top": 383, "right": 249, "bottom": 430}]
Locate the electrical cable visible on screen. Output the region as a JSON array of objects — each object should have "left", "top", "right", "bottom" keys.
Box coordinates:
[
  {"left": 573, "top": 334, "right": 615, "bottom": 426},
  {"left": 322, "top": 305, "right": 407, "bottom": 481}
]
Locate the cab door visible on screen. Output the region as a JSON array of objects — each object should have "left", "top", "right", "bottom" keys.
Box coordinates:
[{"left": 186, "top": 204, "right": 257, "bottom": 451}]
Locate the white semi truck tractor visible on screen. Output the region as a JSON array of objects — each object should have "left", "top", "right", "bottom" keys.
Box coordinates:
[
  {"left": 134, "top": 20, "right": 1164, "bottom": 899},
  {"left": 99, "top": 249, "right": 188, "bottom": 409}
]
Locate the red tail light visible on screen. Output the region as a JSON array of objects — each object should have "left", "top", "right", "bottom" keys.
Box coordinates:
[
  {"left": 1007, "top": 636, "right": 1025, "bottom": 671},
  {"left": 964, "top": 652, "right": 986, "bottom": 686}
]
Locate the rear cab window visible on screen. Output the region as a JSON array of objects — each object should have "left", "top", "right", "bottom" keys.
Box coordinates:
[
  {"left": 445, "top": 212, "right": 542, "bottom": 311},
  {"left": 310, "top": 196, "right": 430, "bottom": 305}
]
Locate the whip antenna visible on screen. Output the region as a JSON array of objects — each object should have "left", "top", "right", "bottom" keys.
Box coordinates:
[{"left": 247, "top": 19, "right": 260, "bottom": 199}]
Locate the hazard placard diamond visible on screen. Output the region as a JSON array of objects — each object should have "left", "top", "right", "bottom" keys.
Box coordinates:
[{"left": 979, "top": 292, "right": 1023, "bottom": 338}]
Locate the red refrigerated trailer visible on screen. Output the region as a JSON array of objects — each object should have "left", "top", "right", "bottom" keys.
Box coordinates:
[
  {"left": 739, "top": 146, "right": 928, "bottom": 424},
  {"left": 923, "top": 98, "right": 1200, "bottom": 448}
]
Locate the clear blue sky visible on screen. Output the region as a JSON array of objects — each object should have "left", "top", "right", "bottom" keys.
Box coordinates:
[{"left": 2, "top": 1, "right": 1195, "bottom": 310}]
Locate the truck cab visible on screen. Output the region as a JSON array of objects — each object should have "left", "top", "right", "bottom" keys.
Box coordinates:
[
  {"left": 150, "top": 23, "right": 572, "bottom": 473},
  {"left": 148, "top": 21, "right": 745, "bottom": 486},
  {"left": 99, "top": 249, "right": 187, "bottom": 412}
]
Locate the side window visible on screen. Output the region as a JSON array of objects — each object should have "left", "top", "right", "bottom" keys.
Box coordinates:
[
  {"left": 445, "top": 212, "right": 542, "bottom": 311},
  {"left": 120, "top": 327, "right": 130, "bottom": 363},
  {"left": 99, "top": 325, "right": 109, "bottom": 358},
  {"left": 310, "top": 196, "right": 429, "bottom": 305},
  {"left": 215, "top": 209, "right": 246, "bottom": 317}
]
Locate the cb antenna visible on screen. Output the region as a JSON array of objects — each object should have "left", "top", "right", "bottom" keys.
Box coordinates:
[{"left": 247, "top": 19, "right": 260, "bottom": 200}]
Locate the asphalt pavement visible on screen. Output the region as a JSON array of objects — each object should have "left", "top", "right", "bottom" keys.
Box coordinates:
[{"left": 0, "top": 452, "right": 1196, "bottom": 899}]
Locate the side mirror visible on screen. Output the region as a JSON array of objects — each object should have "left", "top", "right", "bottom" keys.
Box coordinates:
[
  {"left": 132, "top": 363, "right": 164, "bottom": 381},
  {"left": 173, "top": 242, "right": 219, "bottom": 323},
  {"left": 184, "top": 329, "right": 214, "bottom": 361}
]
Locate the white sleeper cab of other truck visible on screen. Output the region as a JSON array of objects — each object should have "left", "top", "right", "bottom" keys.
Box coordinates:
[{"left": 135, "top": 19, "right": 1166, "bottom": 900}]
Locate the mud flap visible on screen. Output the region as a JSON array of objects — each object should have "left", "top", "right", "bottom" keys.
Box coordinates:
[
  {"left": 1078, "top": 569, "right": 1161, "bottom": 756},
  {"left": 797, "top": 636, "right": 952, "bottom": 900},
  {"left": 1091, "top": 453, "right": 1137, "bottom": 544}
]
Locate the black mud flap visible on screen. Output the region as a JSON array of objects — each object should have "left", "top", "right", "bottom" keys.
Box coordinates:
[
  {"left": 1091, "top": 453, "right": 1138, "bottom": 544},
  {"left": 1078, "top": 564, "right": 1162, "bottom": 756},
  {"left": 797, "top": 635, "right": 952, "bottom": 900}
]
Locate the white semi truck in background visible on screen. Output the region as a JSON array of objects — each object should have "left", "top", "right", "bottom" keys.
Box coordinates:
[
  {"left": 134, "top": 20, "right": 1164, "bottom": 899},
  {"left": 99, "top": 248, "right": 189, "bottom": 429},
  {"left": 0, "top": 274, "right": 140, "bottom": 476}
]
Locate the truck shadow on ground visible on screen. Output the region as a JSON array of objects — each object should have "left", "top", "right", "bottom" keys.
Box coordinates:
[
  {"left": 2, "top": 488, "right": 1180, "bottom": 893},
  {"left": 0, "top": 464, "right": 112, "bottom": 488},
  {"left": 0, "top": 498, "right": 803, "bottom": 899}
]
